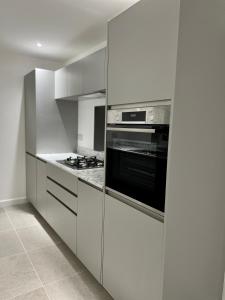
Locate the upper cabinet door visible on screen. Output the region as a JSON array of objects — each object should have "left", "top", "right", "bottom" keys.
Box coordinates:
[
  {"left": 55, "top": 67, "right": 67, "bottom": 99},
  {"left": 67, "top": 61, "right": 83, "bottom": 98},
  {"left": 82, "top": 48, "right": 106, "bottom": 95},
  {"left": 107, "top": 0, "right": 180, "bottom": 106}
]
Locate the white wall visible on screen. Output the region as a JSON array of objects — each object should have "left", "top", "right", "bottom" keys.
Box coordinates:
[
  {"left": 77, "top": 97, "right": 106, "bottom": 150},
  {"left": 0, "top": 47, "right": 61, "bottom": 203}
]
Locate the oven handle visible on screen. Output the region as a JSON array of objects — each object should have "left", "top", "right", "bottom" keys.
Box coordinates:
[{"left": 106, "top": 127, "right": 156, "bottom": 134}]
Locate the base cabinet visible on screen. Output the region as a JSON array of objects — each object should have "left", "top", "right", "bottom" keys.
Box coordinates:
[
  {"left": 36, "top": 159, "right": 47, "bottom": 218},
  {"left": 77, "top": 180, "right": 103, "bottom": 282},
  {"left": 103, "top": 195, "right": 164, "bottom": 300},
  {"left": 26, "top": 153, "right": 37, "bottom": 207},
  {"left": 46, "top": 191, "right": 76, "bottom": 254}
]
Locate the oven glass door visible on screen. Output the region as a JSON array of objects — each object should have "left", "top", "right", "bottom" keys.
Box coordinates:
[{"left": 106, "top": 125, "right": 169, "bottom": 212}]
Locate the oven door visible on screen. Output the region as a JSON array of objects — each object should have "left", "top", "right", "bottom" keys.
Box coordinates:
[{"left": 105, "top": 125, "right": 169, "bottom": 213}]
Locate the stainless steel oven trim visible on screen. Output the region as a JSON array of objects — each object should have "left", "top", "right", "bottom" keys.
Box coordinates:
[
  {"left": 106, "top": 127, "right": 156, "bottom": 134},
  {"left": 105, "top": 187, "right": 164, "bottom": 223}
]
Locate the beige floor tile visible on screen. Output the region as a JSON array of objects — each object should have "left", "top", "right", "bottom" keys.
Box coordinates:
[
  {"left": 0, "top": 253, "right": 42, "bottom": 299},
  {"left": 13, "top": 288, "right": 49, "bottom": 300},
  {"left": 56, "top": 242, "right": 85, "bottom": 274},
  {"left": 45, "top": 275, "right": 112, "bottom": 300},
  {"left": 28, "top": 245, "right": 75, "bottom": 284},
  {"left": 0, "top": 230, "right": 24, "bottom": 258},
  {"left": 75, "top": 271, "right": 113, "bottom": 300},
  {"left": 5, "top": 204, "right": 40, "bottom": 229},
  {"left": 17, "top": 225, "right": 58, "bottom": 252},
  {"left": 0, "top": 208, "right": 13, "bottom": 232}
]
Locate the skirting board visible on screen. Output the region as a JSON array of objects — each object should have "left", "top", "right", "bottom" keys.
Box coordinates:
[{"left": 0, "top": 197, "right": 28, "bottom": 208}]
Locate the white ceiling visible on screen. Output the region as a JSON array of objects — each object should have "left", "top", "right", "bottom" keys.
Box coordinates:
[{"left": 0, "top": 0, "right": 139, "bottom": 63}]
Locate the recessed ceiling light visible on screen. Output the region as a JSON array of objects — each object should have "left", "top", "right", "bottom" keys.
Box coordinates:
[{"left": 36, "top": 42, "right": 43, "bottom": 48}]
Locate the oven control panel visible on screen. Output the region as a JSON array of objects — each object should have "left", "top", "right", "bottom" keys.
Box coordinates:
[{"left": 107, "top": 105, "right": 170, "bottom": 125}]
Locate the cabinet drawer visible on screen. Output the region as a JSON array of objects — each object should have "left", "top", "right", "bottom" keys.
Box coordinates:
[
  {"left": 47, "top": 163, "right": 77, "bottom": 194},
  {"left": 47, "top": 178, "right": 77, "bottom": 213},
  {"left": 46, "top": 191, "right": 76, "bottom": 254}
]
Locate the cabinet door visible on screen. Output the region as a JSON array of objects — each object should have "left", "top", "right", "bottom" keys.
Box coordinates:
[
  {"left": 36, "top": 159, "right": 47, "bottom": 218},
  {"left": 46, "top": 191, "right": 76, "bottom": 254},
  {"left": 26, "top": 154, "right": 37, "bottom": 207},
  {"left": 82, "top": 48, "right": 106, "bottom": 95},
  {"left": 55, "top": 67, "right": 67, "bottom": 99},
  {"left": 24, "top": 71, "right": 36, "bottom": 154},
  {"left": 107, "top": 0, "right": 180, "bottom": 105},
  {"left": 103, "top": 195, "right": 164, "bottom": 300},
  {"left": 77, "top": 180, "right": 103, "bottom": 282},
  {"left": 67, "top": 61, "right": 82, "bottom": 97}
]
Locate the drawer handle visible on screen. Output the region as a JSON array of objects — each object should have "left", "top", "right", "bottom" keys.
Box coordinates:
[
  {"left": 47, "top": 190, "right": 77, "bottom": 216},
  {"left": 47, "top": 176, "right": 77, "bottom": 197}
]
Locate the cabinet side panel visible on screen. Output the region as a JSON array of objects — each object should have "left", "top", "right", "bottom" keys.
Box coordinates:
[
  {"left": 36, "top": 69, "right": 77, "bottom": 154},
  {"left": 24, "top": 71, "right": 36, "bottom": 154},
  {"left": 163, "top": 0, "right": 225, "bottom": 299}
]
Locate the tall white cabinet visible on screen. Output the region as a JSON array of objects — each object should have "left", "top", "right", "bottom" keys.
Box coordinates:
[
  {"left": 24, "top": 68, "right": 77, "bottom": 155},
  {"left": 107, "top": 0, "right": 180, "bottom": 105},
  {"left": 103, "top": 195, "right": 164, "bottom": 300}
]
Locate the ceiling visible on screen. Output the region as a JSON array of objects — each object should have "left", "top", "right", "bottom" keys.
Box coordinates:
[{"left": 0, "top": 0, "right": 139, "bottom": 63}]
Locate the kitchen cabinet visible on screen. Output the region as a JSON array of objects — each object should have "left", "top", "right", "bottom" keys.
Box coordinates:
[
  {"left": 26, "top": 153, "right": 37, "bottom": 208},
  {"left": 107, "top": 0, "right": 180, "bottom": 105},
  {"left": 77, "top": 180, "right": 103, "bottom": 282},
  {"left": 36, "top": 159, "right": 47, "bottom": 219},
  {"left": 46, "top": 191, "right": 76, "bottom": 254},
  {"left": 82, "top": 48, "right": 106, "bottom": 95},
  {"left": 55, "top": 67, "right": 67, "bottom": 99},
  {"left": 103, "top": 194, "right": 164, "bottom": 300},
  {"left": 47, "top": 163, "right": 78, "bottom": 195},
  {"left": 24, "top": 68, "right": 77, "bottom": 155},
  {"left": 54, "top": 48, "right": 106, "bottom": 100},
  {"left": 67, "top": 61, "right": 83, "bottom": 98}
]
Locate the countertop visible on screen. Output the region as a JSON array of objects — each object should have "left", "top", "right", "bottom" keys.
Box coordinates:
[{"left": 36, "top": 153, "right": 105, "bottom": 190}]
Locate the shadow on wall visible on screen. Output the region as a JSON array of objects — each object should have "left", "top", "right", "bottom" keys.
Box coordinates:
[{"left": 56, "top": 99, "right": 78, "bottom": 153}]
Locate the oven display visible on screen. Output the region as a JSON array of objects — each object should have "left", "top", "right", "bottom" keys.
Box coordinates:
[{"left": 122, "top": 111, "right": 146, "bottom": 122}]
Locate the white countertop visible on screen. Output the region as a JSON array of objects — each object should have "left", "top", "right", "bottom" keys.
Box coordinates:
[{"left": 36, "top": 153, "right": 105, "bottom": 190}]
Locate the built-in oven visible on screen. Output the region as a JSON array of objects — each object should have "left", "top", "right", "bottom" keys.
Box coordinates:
[{"left": 105, "top": 105, "right": 170, "bottom": 219}]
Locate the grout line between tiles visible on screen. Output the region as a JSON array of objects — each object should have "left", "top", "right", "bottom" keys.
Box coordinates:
[{"left": 4, "top": 208, "right": 52, "bottom": 300}]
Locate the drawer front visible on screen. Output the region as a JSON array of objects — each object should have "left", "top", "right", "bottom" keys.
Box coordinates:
[
  {"left": 47, "top": 163, "right": 77, "bottom": 194},
  {"left": 47, "top": 178, "right": 77, "bottom": 213},
  {"left": 46, "top": 191, "right": 76, "bottom": 254}
]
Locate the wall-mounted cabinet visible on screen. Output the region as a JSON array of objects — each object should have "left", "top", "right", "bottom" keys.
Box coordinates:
[
  {"left": 107, "top": 0, "right": 180, "bottom": 105},
  {"left": 54, "top": 48, "right": 106, "bottom": 100},
  {"left": 24, "top": 68, "right": 77, "bottom": 155}
]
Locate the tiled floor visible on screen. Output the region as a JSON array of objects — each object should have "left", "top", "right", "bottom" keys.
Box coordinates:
[{"left": 0, "top": 204, "right": 113, "bottom": 300}]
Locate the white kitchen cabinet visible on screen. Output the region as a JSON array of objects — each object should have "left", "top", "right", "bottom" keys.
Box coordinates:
[
  {"left": 26, "top": 153, "right": 37, "bottom": 208},
  {"left": 77, "top": 180, "right": 103, "bottom": 282},
  {"left": 46, "top": 191, "right": 76, "bottom": 254},
  {"left": 67, "top": 61, "right": 83, "bottom": 98},
  {"left": 54, "top": 48, "right": 106, "bottom": 100},
  {"left": 107, "top": 0, "right": 180, "bottom": 105},
  {"left": 47, "top": 162, "right": 78, "bottom": 195},
  {"left": 55, "top": 67, "right": 67, "bottom": 99},
  {"left": 36, "top": 159, "right": 47, "bottom": 219},
  {"left": 82, "top": 48, "right": 106, "bottom": 95},
  {"left": 103, "top": 194, "right": 164, "bottom": 300},
  {"left": 24, "top": 68, "right": 77, "bottom": 155},
  {"left": 46, "top": 177, "right": 78, "bottom": 213}
]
